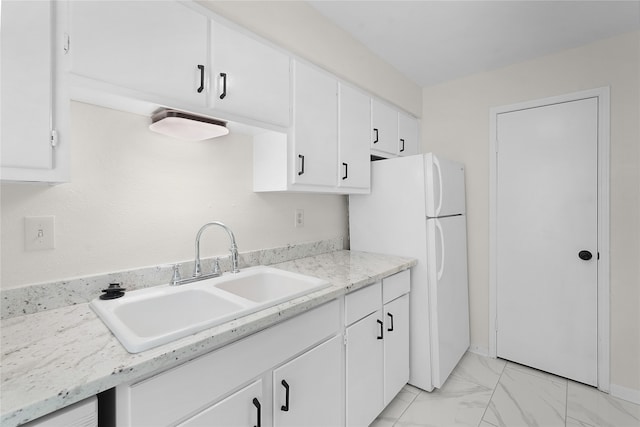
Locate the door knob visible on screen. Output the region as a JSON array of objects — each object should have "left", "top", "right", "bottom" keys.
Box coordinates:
[{"left": 578, "top": 250, "right": 593, "bottom": 261}]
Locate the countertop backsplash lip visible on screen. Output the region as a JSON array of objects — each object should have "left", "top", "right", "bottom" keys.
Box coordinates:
[{"left": 0, "top": 236, "right": 344, "bottom": 320}]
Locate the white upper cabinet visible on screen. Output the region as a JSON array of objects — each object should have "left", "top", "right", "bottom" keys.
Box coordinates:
[
  {"left": 69, "top": 1, "right": 208, "bottom": 106},
  {"left": 338, "top": 83, "right": 371, "bottom": 191},
  {"left": 398, "top": 112, "right": 420, "bottom": 156},
  {"left": 291, "top": 60, "right": 338, "bottom": 188},
  {"left": 253, "top": 64, "right": 373, "bottom": 194},
  {"left": 371, "top": 99, "right": 399, "bottom": 156},
  {"left": 211, "top": 23, "right": 290, "bottom": 127},
  {"left": 1, "top": 1, "right": 52, "bottom": 172},
  {"left": 1, "top": 0, "right": 69, "bottom": 183},
  {"left": 371, "top": 99, "right": 420, "bottom": 159}
]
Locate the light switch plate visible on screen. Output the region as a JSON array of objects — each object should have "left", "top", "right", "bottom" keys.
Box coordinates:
[{"left": 24, "top": 216, "right": 55, "bottom": 251}]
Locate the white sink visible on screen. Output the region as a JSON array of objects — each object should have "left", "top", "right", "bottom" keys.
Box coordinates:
[
  {"left": 213, "top": 267, "right": 330, "bottom": 303},
  {"left": 90, "top": 266, "right": 330, "bottom": 353}
]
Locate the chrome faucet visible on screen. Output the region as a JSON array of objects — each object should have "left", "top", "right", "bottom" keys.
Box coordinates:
[
  {"left": 171, "top": 221, "right": 240, "bottom": 286},
  {"left": 194, "top": 221, "right": 240, "bottom": 276}
]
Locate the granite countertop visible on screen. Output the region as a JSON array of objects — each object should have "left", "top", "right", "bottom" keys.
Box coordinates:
[{"left": 0, "top": 250, "right": 415, "bottom": 427}]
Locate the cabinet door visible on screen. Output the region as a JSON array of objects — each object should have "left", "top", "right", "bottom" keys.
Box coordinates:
[
  {"left": 23, "top": 396, "right": 97, "bottom": 427},
  {"left": 69, "top": 1, "right": 207, "bottom": 105},
  {"left": 211, "top": 23, "right": 290, "bottom": 127},
  {"left": 273, "top": 335, "right": 342, "bottom": 427},
  {"left": 1, "top": 0, "right": 53, "bottom": 171},
  {"left": 338, "top": 83, "right": 371, "bottom": 191},
  {"left": 399, "top": 112, "right": 420, "bottom": 157},
  {"left": 383, "top": 294, "right": 410, "bottom": 406},
  {"left": 346, "top": 310, "right": 384, "bottom": 427},
  {"left": 292, "top": 61, "right": 338, "bottom": 187},
  {"left": 371, "top": 99, "right": 398, "bottom": 155},
  {"left": 178, "top": 380, "right": 263, "bottom": 427}
]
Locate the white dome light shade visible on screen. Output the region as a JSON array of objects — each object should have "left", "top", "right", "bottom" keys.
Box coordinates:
[{"left": 149, "top": 109, "right": 229, "bottom": 141}]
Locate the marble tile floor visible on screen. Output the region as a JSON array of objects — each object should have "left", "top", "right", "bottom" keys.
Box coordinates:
[{"left": 372, "top": 352, "right": 640, "bottom": 427}]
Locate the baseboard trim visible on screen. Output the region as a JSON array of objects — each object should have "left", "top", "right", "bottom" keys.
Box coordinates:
[
  {"left": 468, "top": 344, "right": 489, "bottom": 357},
  {"left": 610, "top": 383, "right": 640, "bottom": 405}
]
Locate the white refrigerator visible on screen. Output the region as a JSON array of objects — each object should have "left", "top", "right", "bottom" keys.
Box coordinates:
[{"left": 349, "top": 153, "right": 470, "bottom": 391}]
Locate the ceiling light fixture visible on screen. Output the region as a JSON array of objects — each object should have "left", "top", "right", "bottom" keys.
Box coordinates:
[{"left": 149, "top": 109, "right": 229, "bottom": 141}]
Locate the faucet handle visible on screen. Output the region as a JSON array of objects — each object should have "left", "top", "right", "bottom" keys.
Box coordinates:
[
  {"left": 212, "top": 258, "right": 221, "bottom": 276},
  {"left": 171, "top": 264, "right": 182, "bottom": 285}
]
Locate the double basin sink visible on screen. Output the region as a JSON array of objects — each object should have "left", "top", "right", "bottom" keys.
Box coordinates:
[{"left": 90, "top": 266, "right": 331, "bottom": 353}]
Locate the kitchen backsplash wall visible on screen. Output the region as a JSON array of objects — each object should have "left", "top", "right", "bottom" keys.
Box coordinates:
[
  {"left": 0, "top": 101, "right": 349, "bottom": 289},
  {"left": 0, "top": 236, "right": 343, "bottom": 319}
]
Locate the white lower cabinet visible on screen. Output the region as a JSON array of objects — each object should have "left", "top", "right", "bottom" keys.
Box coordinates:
[
  {"left": 116, "top": 300, "right": 341, "bottom": 427},
  {"left": 178, "top": 380, "right": 263, "bottom": 427},
  {"left": 346, "top": 308, "right": 384, "bottom": 426},
  {"left": 23, "top": 397, "right": 97, "bottom": 427},
  {"left": 114, "top": 270, "right": 410, "bottom": 427},
  {"left": 383, "top": 293, "right": 410, "bottom": 405},
  {"left": 345, "top": 270, "right": 410, "bottom": 426},
  {"left": 273, "top": 335, "right": 343, "bottom": 427}
]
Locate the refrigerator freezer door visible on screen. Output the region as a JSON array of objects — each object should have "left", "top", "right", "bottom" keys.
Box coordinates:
[
  {"left": 426, "top": 215, "right": 470, "bottom": 388},
  {"left": 424, "top": 153, "right": 466, "bottom": 217}
]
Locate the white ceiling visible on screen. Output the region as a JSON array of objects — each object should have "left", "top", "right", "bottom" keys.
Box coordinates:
[{"left": 307, "top": 1, "right": 640, "bottom": 87}]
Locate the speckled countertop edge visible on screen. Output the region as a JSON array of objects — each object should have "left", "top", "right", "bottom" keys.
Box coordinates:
[{"left": 0, "top": 250, "right": 416, "bottom": 427}]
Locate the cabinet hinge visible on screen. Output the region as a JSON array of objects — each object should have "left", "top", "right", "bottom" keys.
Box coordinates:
[
  {"left": 495, "top": 138, "right": 499, "bottom": 153},
  {"left": 343, "top": 333, "right": 348, "bottom": 346},
  {"left": 50, "top": 130, "right": 58, "bottom": 148}
]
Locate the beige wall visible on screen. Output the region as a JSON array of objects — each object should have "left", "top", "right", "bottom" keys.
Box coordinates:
[
  {"left": 0, "top": 102, "right": 349, "bottom": 287},
  {"left": 1, "top": 3, "right": 420, "bottom": 289},
  {"left": 422, "top": 31, "right": 640, "bottom": 393}
]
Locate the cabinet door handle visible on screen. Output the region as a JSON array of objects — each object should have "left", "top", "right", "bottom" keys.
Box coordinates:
[
  {"left": 219, "top": 72, "right": 227, "bottom": 99},
  {"left": 377, "top": 319, "right": 384, "bottom": 340},
  {"left": 400, "top": 138, "right": 405, "bottom": 152},
  {"left": 387, "top": 312, "right": 394, "bottom": 332},
  {"left": 253, "top": 398, "right": 261, "bottom": 427},
  {"left": 298, "top": 154, "right": 305, "bottom": 176},
  {"left": 197, "top": 65, "right": 205, "bottom": 93},
  {"left": 342, "top": 162, "right": 348, "bottom": 180},
  {"left": 280, "top": 379, "right": 290, "bottom": 412},
  {"left": 373, "top": 128, "right": 379, "bottom": 144}
]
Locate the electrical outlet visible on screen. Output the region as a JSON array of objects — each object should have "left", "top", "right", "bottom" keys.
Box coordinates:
[
  {"left": 295, "top": 209, "right": 304, "bottom": 228},
  {"left": 24, "top": 216, "right": 55, "bottom": 251}
]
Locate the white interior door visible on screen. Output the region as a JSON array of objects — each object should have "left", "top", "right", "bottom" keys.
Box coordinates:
[{"left": 496, "top": 98, "right": 598, "bottom": 386}]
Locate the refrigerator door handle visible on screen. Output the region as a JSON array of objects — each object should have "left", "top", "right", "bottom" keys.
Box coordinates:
[
  {"left": 433, "top": 156, "right": 444, "bottom": 216},
  {"left": 435, "top": 219, "right": 445, "bottom": 280}
]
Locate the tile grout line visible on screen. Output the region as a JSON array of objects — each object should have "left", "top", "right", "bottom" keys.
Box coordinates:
[
  {"left": 565, "top": 378, "right": 569, "bottom": 427},
  {"left": 476, "top": 360, "right": 508, "bottom": 427},
  {"left": 391, "top": 386, "right": 420, "bottom": 426}
]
